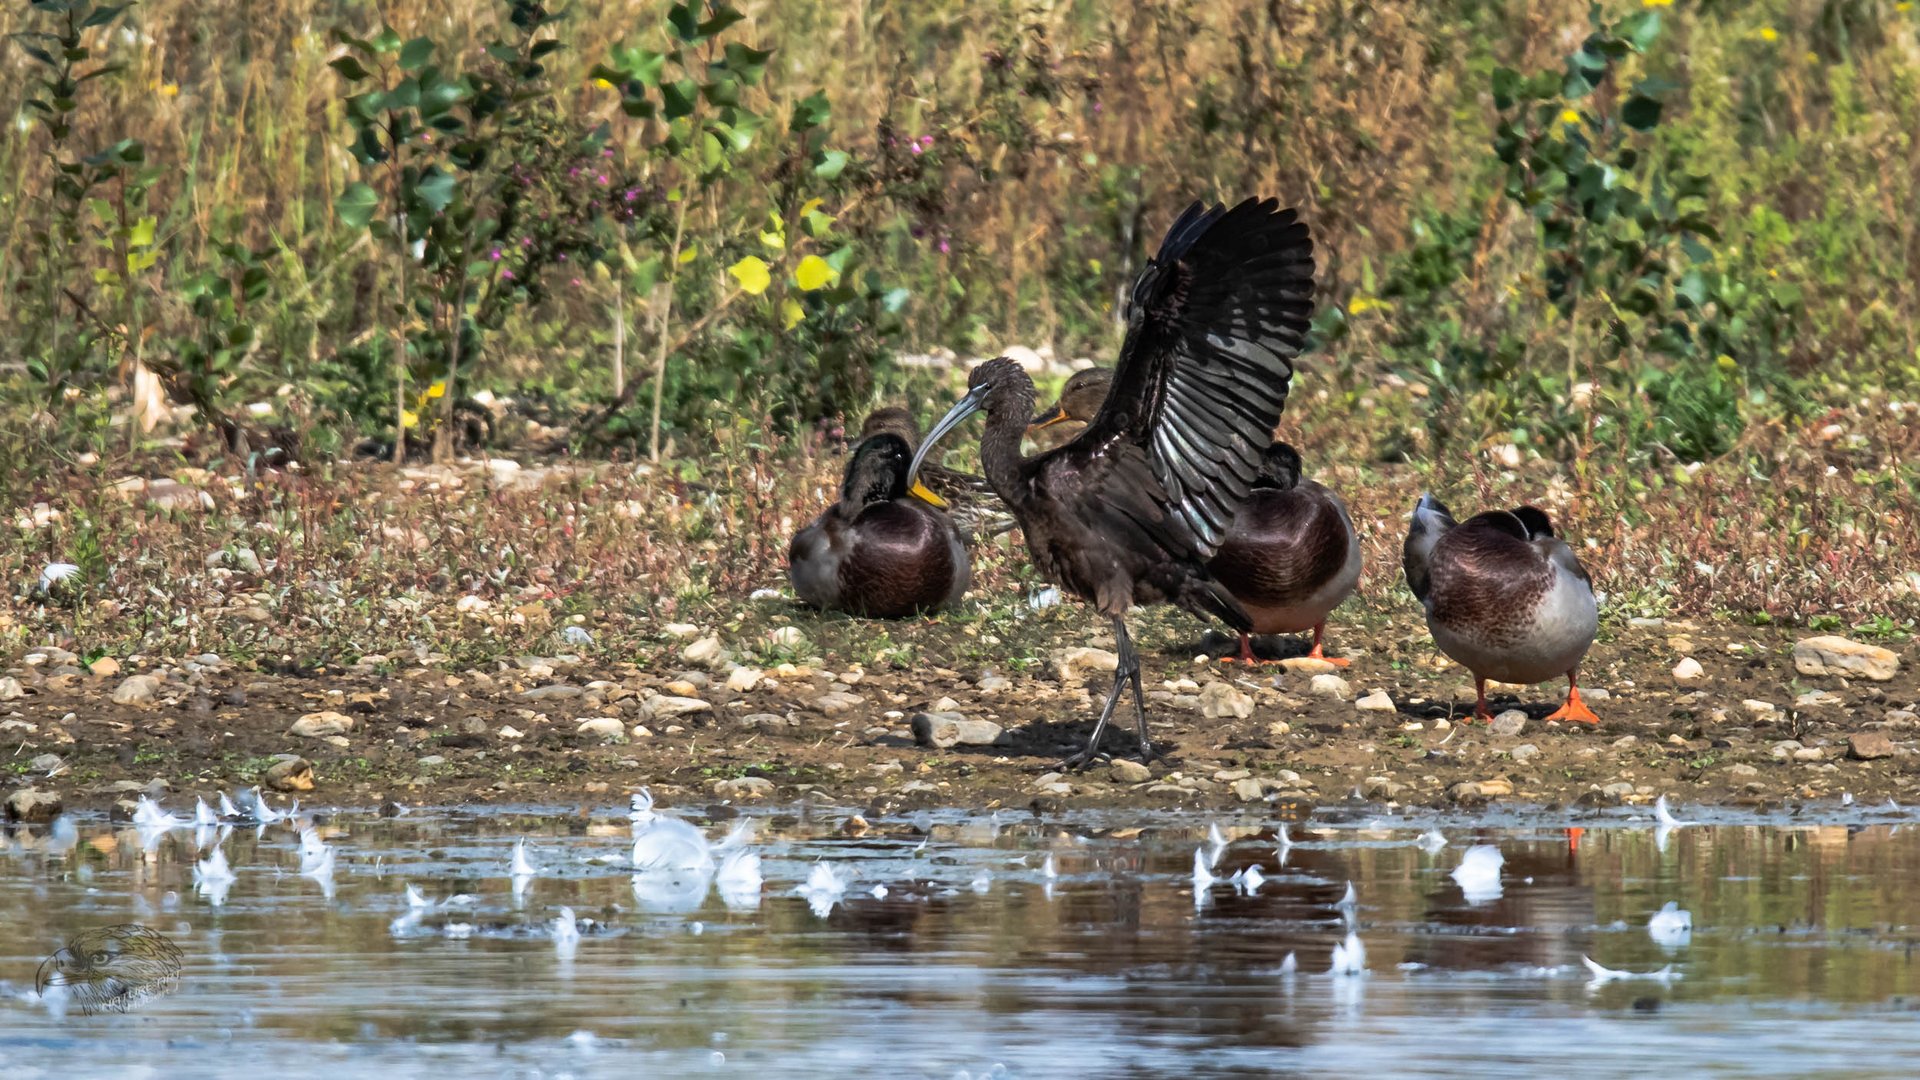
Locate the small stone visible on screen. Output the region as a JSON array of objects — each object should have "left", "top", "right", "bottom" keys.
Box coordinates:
[
  {"left": 1053, "top": 647, "right": 1119, "bottom": 683},
  {"left": 1231, "top": 778, "right": 1266, "bottom": 802},
  {"left": 1672, "top": 657, "right": 1705, "bottom": 681},
  {"left": 1109, "top": 759, "right": 1152, "bottom": 784},
  {"left": 1742, "top": 699, "right": 1776, "bottom": 717},
  {"left": 663, "top": 680, "right": 700, "bottom": 697},
  {"left": 1848, "top": 731, "right": 1896, "bottom": 761},
  {"left": 29, "top": 753, "right": 61, "bottom": 772},
  {"left": 1478, "top": 777, "right": 1514, "bottom": 796},
  {"left": 1267, "top": 720, "right": 1292, "bottom": 737},
  {"left": 1886, "top": 710, "right": 1920, "bottom": 730},
  {"left": 1279, "top": 656, "right": 1339, "bottom": 675},
  {"left": 763, "top": 626, "right": 809, "bottom": 651},
  {"left": 646, "top": 694, "right": 713, "bottom": 719},
  {"left": 111, "top": 674, "right": 161, "bottom": 706},
  {"left": 1770, "top": 740, "right": 1803, "bottom": 760},
  {"left": 1200, "top": 681, "right": 1255, "bottom": 719},
  {"left": 519, "top": 684, "right": 583, "bottom": 701},
  {"left": 1354, "top": 690, "right": 1396, "bottom": 713},
  {"left": 1725, "top": 763, "right": 1760, "bottom": 778},
  {"left": 716, "top": 776, "right": 776, "bottom": 799},
  {"left": 1510, "top": 743, "right": 1540, "bottom": 763},
  {"left": 976, "top": 674, "right": 1012, "bottom": 693},
  {"left": 681, "top": 635, "right": 724, "bottom": 665},
  {"left": 910, "top": 711, "right": 1003, "bottom": 748},
  {"left": 265, "top": 757, "right": 315, "bottom": 792},
  {"left": 932, "top": 696, "right": 961, "bottom": 712},
  {"left": 662, "top": 622, "right": 700, "bottom": 638},
  {"left": 4, "top": 788, "right": 63, "bottom": 823},
  {"left": 1796, "top": 690, "right": 1842, "bottom": 707},
  {"left": 726, "top": 667, "right": 765, "bottom": 693},
  {"left": 0, "top": 677, "right": 22, "bottom": 701},
  {"left": 1490, "top": 710, "right": 1528, "bottom": 737},
  {"left": 1601, "top": 781, "right": 1636, "bottom": 797},
  {"left": 497, "top": 725, "right": 524, "bottom": 740},
  {"left": 87, "top": 656, "right": 121, "bottom": 678},
  {"left": 575, "top": 717, "right": 627, "bottom": 742},
  {"left": 1629, "top": 617, "right": 1666, "bottom": 629},
  {"left": 417, "top": 754, "right": 447, "bottom": 767},
  {"left": 1794, "top": 636, "right": 1900, "bottom": 682},
  {"left": 1309, "top": 674, "right": 1353, "bottom": 700},
  {"left": 289, "top": 710, "right": 354, "bottom": 738},
  {"left": 812, "top": 691, "right": 865, "bottom": 715}
]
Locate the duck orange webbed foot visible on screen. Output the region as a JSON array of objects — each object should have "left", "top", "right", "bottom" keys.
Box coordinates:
[{"left": 1544, "top": 686, "right": 1601, "bottom": 725}]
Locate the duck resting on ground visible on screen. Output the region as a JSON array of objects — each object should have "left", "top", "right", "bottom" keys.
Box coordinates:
[
  {"left": 1401, "top": 494, "right": 1599, "bottom": 724},
  {"left": 1033, "top": 372, "right": 1360, "bottom": 666},
  {"left": 857, "top": 406, "right": 1013, "bottom": 541},
  {"left": 910, "top": 197, "right": 1315, "bottom": 767},
  {"left": 788, "top": 432, "right": 970, "bottom": 618}
]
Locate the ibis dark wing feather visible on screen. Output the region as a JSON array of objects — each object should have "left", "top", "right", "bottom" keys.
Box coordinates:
[{"left": 1066, "top": 197, "right": 1315, "bottom": 558}]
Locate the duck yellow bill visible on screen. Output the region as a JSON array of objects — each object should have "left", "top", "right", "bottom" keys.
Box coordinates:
[
  {"left": 908, "top": 478, "right": 947, "bottom": 508},
  {"left": 1028, "top": 405, "right": 1070, "bottom": 431}
]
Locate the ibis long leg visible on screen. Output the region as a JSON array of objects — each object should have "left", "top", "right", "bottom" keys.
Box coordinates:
[{"left": 1063, "top": 615, "right": 1142, "bottom": 770}]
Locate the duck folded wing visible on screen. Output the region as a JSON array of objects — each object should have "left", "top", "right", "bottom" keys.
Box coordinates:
[{"left": 1069, "top": 197, "right": 1315, "bottom": 557}]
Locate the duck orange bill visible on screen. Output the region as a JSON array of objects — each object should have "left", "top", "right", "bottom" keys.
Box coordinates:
[
  {"left": 908, "top": 479, "right": 948, "bottom": 508},
  {"left": 1028, "top": 405, "right": 1070, "bottom": 431}
]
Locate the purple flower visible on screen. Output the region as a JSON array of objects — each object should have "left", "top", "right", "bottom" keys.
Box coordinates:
[
  {"left": 596, "top": 174, "right": 608, "bottom": 185},
  {"left": 503, "top": 269, "right": 515, "bottom": 280},
  {"left": 938, "top": 239, "right": 950, "bottom": 254},
  {"left": 489, "top": 248, "right": 502, "bottom": 261},
  {"left": 919, "top": 135, "right": 934, "bottom": 148},
  {"left": 910, "top": 143, "right": 922, "bottom": 155},
  {"left": 601, "top": 147, "right": 614, "bottom": 158}
]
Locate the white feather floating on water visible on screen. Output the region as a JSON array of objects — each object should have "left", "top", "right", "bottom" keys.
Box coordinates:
[
  {"left": 1417, "top": 828, "right": 1447, "bottom": 854},
  {"left": 552, "top": 907, "right": 580, "bottom": 957},
  {"left": 1232, "top": 865, "right": 1266, "bottom": 893},
  {"left": 219, "top": 791, "right": 243, "bottom": 819},
  {"left": 133, "top": 796, "right": 186, "bottom": 831},
  {"left": 406, "top": 884, "right": 432, "bottom": 909},
  {"left": 629, "top": 788, "right": 659, "bottom": 830},
  {"left": 870, "top": 884, "right": 889, "bottom": 900},
  {"left": 1278, "top": 952, "right": 1298, "bottom": 978},
  {"left": 796, "top": 862, "right": 849, "bottom": 918},
  {"left": 194, "top": 798, "right": 220, "bottom": 827},
  {"left": 1648, "top": 901, "right": 1693, "bottom": 949},
  {"left": 299, "top": 828, "right": 335, "bottom": 881},
  {"left": 716, "top": 848, "right": 763, "bottom": 908},
  {"left": 1042, "top": 853, "right": 1058, "bottom": 880},
  {"left": 1451, "top": 844, "right": 1504, "bottom": 903},
  {"left": 630, "top": 811, "right": 715, "bottom": 872},
  {"left": 1842, "top": 792, "right": 1854, "bottom": 806},
  {"left": 511, "top": 838, "right": 538, "bottom": 877},
  {"left": 1192, "top": 848, "right": 1218, "bottom": 897},
  {"left": 1654, "top": 795, "right": 1690, "bottom": 828},
  {"left": 196, "top": 845, "right": 236, "bottom": 884},
  {"left": 1206, "top": 822, "right": 1228, "bottom": 867},
  {"left": 1328, "top": 932, "right": 1367, "bottom": 977},
  {"left": 1582, "top": 955, "right": 1680, "bottom": 985}
]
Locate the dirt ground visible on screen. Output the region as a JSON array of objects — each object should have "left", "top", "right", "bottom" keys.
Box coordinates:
[{"left": 3, "top": 605, "right": 1915, "bottom": 820}]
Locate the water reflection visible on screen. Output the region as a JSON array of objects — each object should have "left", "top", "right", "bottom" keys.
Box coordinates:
[{"left": 1, "top": 802, "right": 1918, "bottom": 1077}]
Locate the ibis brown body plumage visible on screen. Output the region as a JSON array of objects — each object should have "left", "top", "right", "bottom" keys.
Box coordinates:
[{"left": 910, "top": 198, "right": 1315, "bottom": 765}]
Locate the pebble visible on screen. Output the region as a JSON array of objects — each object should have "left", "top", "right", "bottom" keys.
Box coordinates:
[
  {"left": 288, "top": 710, "right": 354, "bottom": 738},
  {"left": 575, "top": 717, "right": 627, "bottom": 742},
  {"left": 726, "top": 667, "right": 764, "bottom": 693},
  {"left": 681, "top": 636, "right": 724, "bottom": 665},
  {"left": 663, "top": 680, "right": 701, "bottom": 697},
  {"left": 111, "top": 674, "right": 161, "bottom": 706},
  {"left": 1231, "top": 778, "right": 1266, "bottom": 802},
  {"left": 1490, "top": 710, "right": 1528, "bottom": 737},
  {"left": 716, "top": 776, "right": 776, "bottom": 799},
  {"left": 764, "top": 627, "right": 809, "bottom": 651},
  {"left": 1848, "top": 731, "right": 1896, "bottom": 761},
  {"left": 1629, "top": 617, "right": 1666, "bottom": 629},
  {"left": 1793, "top": 747, "right": 1825, "bottom": 762},
  {"left": 29, "top": 753, "right": 61, "bottom": 772},
  {"left": 1053, "top": 647, "right": 1119, "bottom": 683},
  {"left": 663, "top": 623, "right": 700, "bottom": 638},
  {"left": 4, "top": 788, "right": 63, "bottom": 823},
  {"left": 1200, "top": 681, "right": 1255, "bottom": 719},
  {"left": 1279, "top": 656, "right": 1339, "bottom": 675},
  {"left": 909, "top": 712, "right": 1003, "bottom": 748},
  {"left": 738, "top": 713, "right": 790, "bottom": 729},
  {"left": 1109, "top": 760, "right": 1152, "bottom": 784},
  {"left": 1725, "top": 763, "right": 1760, "bottom": 778},
  {"left": 0, "top": 677, "right": 22, "bottom": 701},
  {"left": 265, "top": 757, "right": 315, "bottom": 792},
  {"left": 1672, "top": 657, "right": 1705, "bottom": 681},
  {"left": 1770, "top": 740, "right": 1803, "bottom": 760},
  {"left": 1309, "top": 674, "right": 1353, "bottom": 701},
  {"left": 1886, "top": 711, "right": 1920, "bottom": 730},
  {"left": 1796, "top": 690, "right": 1842, "bottom": 707},
  {"left": 1743, "top": 699, "right": 1777, "bottom": 717},
  {"left": 645, "top": 694, "right": 713, "bottom": 719},
  {"left": 976, "top": 674, "right": 1012, "bottom": 693},
  {"left": 1601, "top": 781, "right": 1636, "bottom": 797},
  {"left": 497, "top": 725, "right": 524, "bottom": 740},
  {"left": 812, "top": 691, "right": 865, "bottom": 715},
  {"left": 87, "top": 656, "right": 121, "bottom": 678},
  {"left": 1354, "top": 690, "right": 1396, "bottom": 713},
  {"left": 1793, "top": 635, "right": 1900, "bottom": 682},
  {"left": 417, "top": 754, "right": 447, "bottom": 767},
  {"left": 1510, "top": 743, "right": 1540, "bottom": 763},
  {"left": 520, "top": 684, "right": 583, "bottom": 701}
]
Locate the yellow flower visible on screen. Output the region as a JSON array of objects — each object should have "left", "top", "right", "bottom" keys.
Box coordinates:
[
  {"left": 156, "top": 82, "right": 179, "bottom": 98},
  {"left": 1899, "top": 2, "right": 1913, "bottom": 12},
  {"left": 1716, "top": 354, "right": 1738, "bottom": 371},
  {"left": 592, "top": 77, "right": 615, "bottom": 89},
  {"left": 426, "top": 380, "right": 446, "bottom": 399},
  {"left": 1559, "top": 108, "right": 1582, "bottom": 126},
  {"left": 793, "top": 254, "right": 836, "bottom": 292},
  {"left": 728, "top": 256, "right": 771, "bottom": 295},
  {"left": 1347, "top": 295, "right": 1392, "bottom": 316},
  {"left": 401, "top": 409, "right": 420, "bottom": 429},
  {"left": 1642, "top": 0, "right": 1672, "bottom": 7},
  {"left": 1758, "top": 26, "right": 1779, "bottom": 42},
  {"left": 781, "top": 297, "right": 805, "bottom": 330},
  {"left": 677, "top": 246, "right": 697, "bottom": 265}
]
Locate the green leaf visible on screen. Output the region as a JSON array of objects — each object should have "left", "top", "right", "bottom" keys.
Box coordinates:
[
  {"left": 698, "top": 6, "right": 746, "bottom": 38},
  {"left": 1621, "top": 94, "right": 1663, "bottom": 131},
  {"left": 661, "top": 78, "right": 698, "bottom": 119},
  {"left": 790, "top": 90, "right": 830, "bottom": 133},
  {"left": 399, "top": 37, "right": 434, "bottom": 71},
  {"left": 701, "top": 76, "right": 739, "bottom": 106},
  {"left": 1491, "top": 67, "right": 1520, "bottom": 111},
  {"left": 668, "top": 2, "right": 700, "bottom": 41},
  {"left": 723, "top": 42, "right": 773, "bottom": 84},
  {"left": 336, "top": 182, "right": 380, "bottom": 228},
  {"left": 1618, "top": 11, "right": 1662, "bottom": 52},
  {"left": 329, "top": 55, "right": 372, "bottom": 81},
  {"left": 414, "top": 169, "right": 456, "bottom": 212},
  {"left": 811, "top": 148, "right": 849, "bottom": 179},
  {"left": 371, "top": 28, "right": 403, "bottom": 53},
  {"left": 128, "top": 215, "right": 156, "bottom": 247},
  {"left": 81, "top": 4, "right": 132, "bottom": 29}
]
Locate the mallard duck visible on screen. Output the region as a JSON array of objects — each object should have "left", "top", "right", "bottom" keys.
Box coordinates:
[
  {"left": 1033, "top": 371, "right": 1359, "bottom": 665},
  {"left": 859, "top": 406, "right": 1013, "bottom": 541},
  {"left": 789, "top": 432, "right": 969, "bottom": 617},
  {"left": 1402, "top": 494, "right": 1598, "bottom": 724},
  {"left": 910, "top": 197, "right": 1315, "bottom": 765}
]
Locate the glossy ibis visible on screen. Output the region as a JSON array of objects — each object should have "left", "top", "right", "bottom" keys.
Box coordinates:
[{"left": 910, "top": 197, "right": 1315, "bottom": 765}]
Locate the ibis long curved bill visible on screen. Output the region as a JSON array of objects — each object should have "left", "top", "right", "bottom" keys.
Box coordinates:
[{"left": 906, "top": 384, "right": 991, "bottom": 491}]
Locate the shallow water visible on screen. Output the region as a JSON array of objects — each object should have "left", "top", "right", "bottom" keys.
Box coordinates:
[{"left": 2, "top": 798, "right": 1917, "bottom": 1079}]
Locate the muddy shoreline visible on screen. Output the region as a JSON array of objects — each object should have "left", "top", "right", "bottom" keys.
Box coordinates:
[{"left": 4, "top": 609, "right": 1914, "bottom": 821}]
